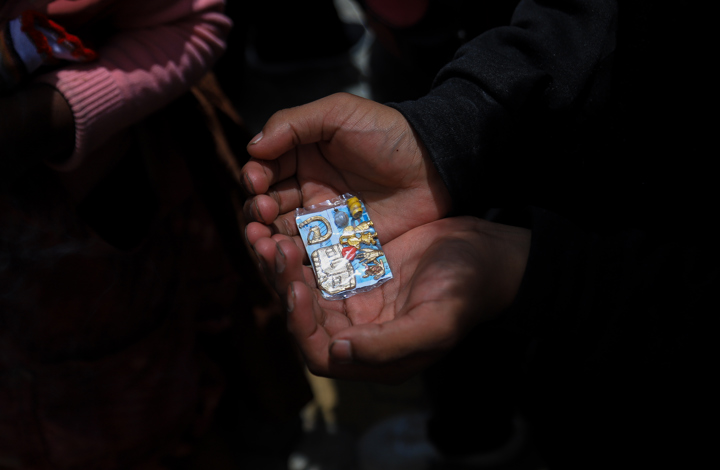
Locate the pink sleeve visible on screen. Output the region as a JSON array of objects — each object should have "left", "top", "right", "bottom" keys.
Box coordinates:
[{"left": 33, "top": 0, "right": 232, "bottom": 171}]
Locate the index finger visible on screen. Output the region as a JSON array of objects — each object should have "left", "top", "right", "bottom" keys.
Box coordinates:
[
  {"left": 246, "top": 93, "right": 371, "bottom": 162},
  {"left": 241, "top": 152, "right": 297, "bottom": 195}
]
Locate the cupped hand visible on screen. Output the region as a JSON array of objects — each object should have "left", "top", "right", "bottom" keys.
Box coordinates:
[
  {"left": 252, "top": 216, "right": 531, "bottom": 383},
  {"left": 242, "top": 92, "right": 452, "bottom": 247}
]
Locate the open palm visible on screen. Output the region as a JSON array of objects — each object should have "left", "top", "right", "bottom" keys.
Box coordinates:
[{"left": 252, "top": 216, "right": 530, "bottom": 383}]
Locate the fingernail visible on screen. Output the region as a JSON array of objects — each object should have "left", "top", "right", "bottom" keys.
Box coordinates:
[
  {"left": 253, "top": 247, "right": 267, "bottom": 274},
  {"left": 275, "top": 244, "right": 286, "bottom": 274},
  {"left": 253, "top": 200, "right": 262, "bottom": 222},
  {"left": 249, "top": 131, "right": 263, "bottom": 145},
  {"left": 243, "top": 172, "right": 256, "bottom": 194},
  {"left": 330, "top": 340, "right": 353, "bottom": 364},
  {"left": 287, "top": 284, "right": 295, "bottom": 312}
]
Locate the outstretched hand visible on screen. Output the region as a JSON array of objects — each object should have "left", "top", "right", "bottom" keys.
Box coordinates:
[
  {"left": 243, "top": 93, "right": 530, "bottom": 383},
  {"left": 241, "top": 92, "right": 452, "bottom": 247},
  {"left": 251, "top": 216, "right": 530, "bottom": 383}
]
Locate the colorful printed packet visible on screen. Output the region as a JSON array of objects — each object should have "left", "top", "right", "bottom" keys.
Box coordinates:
[
  {"left": 295, "top": 194, "right": 393, "bottom": 300},
  {"left": 1, "top": 10, "right": 96, "bottom": 91}
]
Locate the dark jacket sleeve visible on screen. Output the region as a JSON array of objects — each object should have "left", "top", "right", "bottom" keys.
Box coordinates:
[
  {"left": 504, "top": 207, "right": 715, "bottom": 465},
  {"left": 390, "top": 0, "right": 714, "bottom": 378},
  {"left": 506, "top": 208, "right": 714, "bottom": 355},
  {"left": 391, "top": 0, "right": 618, "bottom": 214},
  {"left": 392, "top": 1, "right": 714, "bottom": 463}
]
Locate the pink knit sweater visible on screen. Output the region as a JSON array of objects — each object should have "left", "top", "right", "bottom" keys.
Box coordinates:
[{"left": 1, "top": 0, "right": 231, "bottom": 170}]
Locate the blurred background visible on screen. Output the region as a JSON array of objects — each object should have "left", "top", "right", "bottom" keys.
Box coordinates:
[{"left": 1, "top": 1, "right": 541, "bottom": 469}]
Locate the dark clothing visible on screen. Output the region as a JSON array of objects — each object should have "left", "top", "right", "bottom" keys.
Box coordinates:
[
  {"left": 395, "top": 0, "right": 712, "bottom": 225},
  {"left": 393, "top": 0, "right": 715, "bottom": 467},
  {"left": 0, "top": 93, "right": 310, "bottom": 469},
  {"left": 361, "top": 0, "right": 519, "bottom": 102}
]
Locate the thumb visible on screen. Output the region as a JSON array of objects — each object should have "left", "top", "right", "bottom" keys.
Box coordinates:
[
  {"left": 247, "top": 92, "right": 368, "bottom": 160},
  {"left": 328, "top": 305, "right": 457, "bottom": 366}
]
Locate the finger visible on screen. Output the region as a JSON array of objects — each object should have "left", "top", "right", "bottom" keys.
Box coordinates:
[
  {"left": 247, "top": 92, "right": 367, "bottom": 160},
  {"left": 241, "top": 153, "right": 298, "bottom": 195},
  {"left": 273, "top": 235, "right": 349, "bottom": 329},
  {"left": 245, "top": 194, "right": 279, "bottom": 225},
  {"left": 244, "top": 197, "right": 300, "bottom": 238},
  {"left": 324, "top": 344, "right": 434, "bottom": 384},
  {"left": 267, "top": 178, "right": 304, "bottom": 217},
  {"left": 243, "top": 178, "right": 303, "bottom": 227},
  {"left": 253, "top": 233, "right": 313, "bottom": 297},
  {"left": 270, "top": 211, "right": 300, "bottom": 237},
  {"left": 245, "top": 221, "right": 273, "bottom": 246},
  {"left": 287, "top": 281, "right": 334, "bottom": 375},
  {"left": 271, "top": 232, "right": 310, "bottom": 266},
  {"left": 328, "top": 302, "right": 458, "bottom": 367},
  {"left": 273, "top": 237, "right": 308, "bottom": 301},
  {"left": 242, "top": 196, "right": 265, "bottom": 224},
  {"left": 252, "top": 237, "right": 281, "bottom": 289}
]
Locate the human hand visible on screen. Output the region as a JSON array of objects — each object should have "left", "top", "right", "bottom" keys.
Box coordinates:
[
  {"left": 242, "top": 92, "right": 452, "bottom": 246},
  {"left": 251, "top": 216, "right": 531, "bottom": 383}
]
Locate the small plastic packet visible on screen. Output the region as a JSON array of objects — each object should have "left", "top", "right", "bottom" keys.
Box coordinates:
[
  {"left": 1, "top": 10, "right": 97, "bottom": 91},
  {"left": 295, "top": 193, "right": 393, "bottom": 300}
]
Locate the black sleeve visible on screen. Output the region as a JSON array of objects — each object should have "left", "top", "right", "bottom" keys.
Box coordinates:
[
  {"left": 389, "top": 0, "right": 715, "bottom": 353},
  {"left": 391, "top": 0, "right": 618, "bottom": 214},
  {"left": 507, "top": 208, "right": 715, "bottom": 349},
  {"left": 388, "top": 2, "right": 716, "bottom": 459},
  {"left": 500, "top": 207, "right": 716, "bottom": 465}
]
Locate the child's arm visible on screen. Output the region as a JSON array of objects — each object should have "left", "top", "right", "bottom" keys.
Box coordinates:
[{"left": 32, "top": 0, "right": 231, "bottom": 169}]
